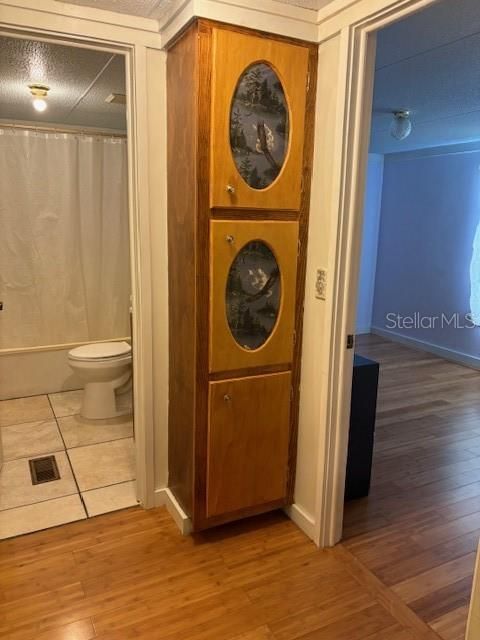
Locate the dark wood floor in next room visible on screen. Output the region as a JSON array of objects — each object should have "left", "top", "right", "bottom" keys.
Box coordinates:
[{"left": 344, "top": 333, "right": 480, "bottom": 640}]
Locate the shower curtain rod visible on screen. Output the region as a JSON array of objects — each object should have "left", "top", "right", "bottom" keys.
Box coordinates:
[{"left": 0, "top": 122, "right": 127, "bottom": 138}]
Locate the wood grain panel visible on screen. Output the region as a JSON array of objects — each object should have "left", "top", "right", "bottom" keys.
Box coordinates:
[
  {"left": 167, "top": 23, "right": 198, "bottom": 517},
  {"left": 210, "top": 27, "right": 309, "bottom": 211},
  {"left": 192, "top": 19, "right": 213, "bottom": 530},
  {"left": 209, "top": 220, "right": 298, "bottom": 372},
  {"left": 206, "top": 372, "right": 291, "bottom": 517}
]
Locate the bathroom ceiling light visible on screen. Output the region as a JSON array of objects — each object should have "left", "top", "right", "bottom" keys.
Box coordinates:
[
  {"left": 390, "top": 110, "right": 412, "bottom": 141},
  {"left": 32, "top": 98, "right": 47, "bottom": 112},
  {"left": 28, "top": 83, "right": 50, "bottom": 113}
]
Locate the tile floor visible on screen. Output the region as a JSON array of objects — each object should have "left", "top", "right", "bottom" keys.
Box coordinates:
[{"left": 0, "top": 390, "right": 137, "bottom": 540}]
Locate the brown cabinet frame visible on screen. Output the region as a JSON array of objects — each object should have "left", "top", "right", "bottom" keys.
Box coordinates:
[{"left": 167, "top": 19, "right": 318, "bottom": 530}]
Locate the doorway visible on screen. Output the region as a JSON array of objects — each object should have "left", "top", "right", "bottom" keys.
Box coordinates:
[
  {"left": 0, "top": 31, "right": 149, "bottom": 539},
  {"left": 335, "top": 0, "right": 480, "bottom": 637}
]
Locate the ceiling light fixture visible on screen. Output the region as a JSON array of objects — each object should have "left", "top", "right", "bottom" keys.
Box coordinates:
[
  {"left": 390, "top": 110, "right": 412, "bottom": 141},
  {"left": 28, "top": 83, "right": 50, "bottom": 113},
  {"left": 32, "top": 98, "right": 47, "bottom": 112}
]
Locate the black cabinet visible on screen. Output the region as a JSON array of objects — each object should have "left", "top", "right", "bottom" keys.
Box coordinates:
[{"left": 345, "top": 354, "right": 379, "bottom": 501}]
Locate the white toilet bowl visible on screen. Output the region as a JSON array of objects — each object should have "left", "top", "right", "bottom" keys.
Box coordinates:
[{"left": 68, "top": 341, "right": 132, "bottom": 420}]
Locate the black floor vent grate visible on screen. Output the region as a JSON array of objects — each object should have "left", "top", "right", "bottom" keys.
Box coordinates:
[{"left": 29, "top": 455, "right": 61, "bottom": 485}]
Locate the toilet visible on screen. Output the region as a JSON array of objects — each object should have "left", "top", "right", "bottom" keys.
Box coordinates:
[{"left": 68, "top": 341, "right": 132, "bottom": 420}]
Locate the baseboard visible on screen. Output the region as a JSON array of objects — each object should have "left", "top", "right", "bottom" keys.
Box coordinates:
[
  {"left": 355, "top": 327, "right": 372, "bottom": 336},
  {"left": 371, "top": 326, "right": 480, "bottom": 370},
  {"left": 155, "top": 489, "right": 315, "bottom": 540},
  {"left": 154, "top": 488, "right": 192, "bottom": 535},
  {"left": 284, "top": 503, "right": 316, "bottom": 542}
]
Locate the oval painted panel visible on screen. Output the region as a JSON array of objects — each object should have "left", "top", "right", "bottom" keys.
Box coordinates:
[
  {"left": 229, "top": 62, "right": 290, "bottom": 190},
  {"left": 225, "top": 241, "right": 281, "bottom": 350}
]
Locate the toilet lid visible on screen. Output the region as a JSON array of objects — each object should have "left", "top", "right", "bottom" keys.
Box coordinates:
[{"left": 69, "top": 341, "right": 131, "bottom": 361}]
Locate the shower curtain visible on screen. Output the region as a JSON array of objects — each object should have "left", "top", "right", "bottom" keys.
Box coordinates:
[{"left": 0, "top": 128, "right": 131, "bottom": 349}]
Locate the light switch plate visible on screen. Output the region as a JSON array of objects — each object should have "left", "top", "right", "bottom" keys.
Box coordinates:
[{"left": 315, "top": 269, "right": 327, "bottom": 300}]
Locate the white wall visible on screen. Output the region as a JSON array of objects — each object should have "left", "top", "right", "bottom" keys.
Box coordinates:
[
  {"left": 146, "top": 47, "right": 169, "bottom": 491},
  {"left": 356, "top": 153, "right": 384, "bottom": 334},
  {"left": 292, "top": 34, "right": 342, "bottom": 538}
]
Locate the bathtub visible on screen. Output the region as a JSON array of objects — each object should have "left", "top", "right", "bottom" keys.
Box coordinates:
[{"left": 0, "top": 338, "right": 130, "bottom": 400}]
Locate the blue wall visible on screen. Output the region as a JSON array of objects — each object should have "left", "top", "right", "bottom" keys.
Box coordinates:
[
  {"left": 356, "top": 154, "right": 384, "bottom": 334},
  {"left": 371, "top": 144, "right": 480, "bottom": 363}
]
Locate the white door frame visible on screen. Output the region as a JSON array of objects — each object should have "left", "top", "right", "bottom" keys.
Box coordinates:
[
  {"left": 319, "top": 0, "right": 442, "bottom": 546},
  {"left": 0, "top": 1, "right": 163, "bottom": 509}
]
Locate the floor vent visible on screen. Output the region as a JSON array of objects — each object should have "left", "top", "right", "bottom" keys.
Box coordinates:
[{"left": 29, "top": 455, "right": 61, "bottom": 485}]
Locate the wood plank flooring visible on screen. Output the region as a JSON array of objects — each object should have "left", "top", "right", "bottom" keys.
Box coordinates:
[
  {"left": 1, "top": 332, "right": 478, "bottom": 639},
  {"left": 1, "top": 505, "right": 441, "bottom": 640},
  {"left": 344, "top": 333, "right": 480, "bottom": 640}
]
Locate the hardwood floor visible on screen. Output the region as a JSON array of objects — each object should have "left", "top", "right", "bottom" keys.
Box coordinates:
[
  {"left": 344, "top": 334, "right": 480, "bottom": 640},
  {"left": 1, "top": 333, "right": 478, "bottom": 640},
  {"left": 1, "top": 504, "right": 441, "bottom": 640}
]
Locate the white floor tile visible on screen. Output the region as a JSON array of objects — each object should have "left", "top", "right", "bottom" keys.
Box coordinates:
[
  {"left": 0, "top": 451, "right": 78, "bottom": 511},
  {"left": 58, "top": 414, "right": 133, "bottom": 449},
  {"left": 0, "top": 495, "right": 86, "bottom": 540},
  {"left": 0, "top": 395, "right": 53, "bottom": 427},
  {"left": 1, "top": 420, "right": 64, "bottom": 461},
  {"left": 67, "top": 438, "right": 135, "bottom": 492},
  {"left": 82, "top": 481, "right": 137, "bottom": 517},
  {"left": 48, "top": 390, "right": 83, "bottom": 418}
]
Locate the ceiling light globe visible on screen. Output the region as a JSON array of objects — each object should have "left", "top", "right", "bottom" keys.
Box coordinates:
[
  {"left": 390, "top": 111, "right": 412, "bottom": 141},
  {"left": 33, "top": 98, "right": 47, "bottom": 112}
]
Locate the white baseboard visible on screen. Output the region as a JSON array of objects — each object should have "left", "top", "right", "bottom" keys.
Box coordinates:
[
  {"left": 154, "top": 489, "right": 316, "bottom": 541},
  {"left": 284, "top": 503, "right": 316, "bottom": 542},
  {"left": 154, "top": 488, "right": 192, "bottom": 535},
  {"left": 371, "top": 326, "right": 480, "bottom": 370}
]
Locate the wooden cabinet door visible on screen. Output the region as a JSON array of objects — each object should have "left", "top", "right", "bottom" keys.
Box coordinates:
[
  {"left": 210, "top": 28, "right": 309, "bottom": 211},
  {"left": 210, "top": 220, "right": 298, "bottom": 373},
  {"left": 206, "top": 372, "right": 291, "bottom": 518}
]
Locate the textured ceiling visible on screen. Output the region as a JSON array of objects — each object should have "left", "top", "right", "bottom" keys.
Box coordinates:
[
  {"left": 56, "top": 0, "right": 181, "bottom": 20},
  {"left": 371, "top": 0, "right": 480, "bottom": 154},
  {"left": 0, "top": 36, "right": 126, "bottom": 131},
  {"left": 57, "top": 0, "right": 331, "bottom": 16}
]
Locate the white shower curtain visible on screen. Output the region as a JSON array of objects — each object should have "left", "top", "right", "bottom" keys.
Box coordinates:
[{"left": 0, "top": 128, "right": 131, "bottom": 349}]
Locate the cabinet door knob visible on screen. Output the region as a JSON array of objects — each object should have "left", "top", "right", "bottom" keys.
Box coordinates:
[
  {"left": 226, "top": 184, "right": 235, "bottom": 194},
  {"left": 226, "top": 234, "right": 235, "bottom": 244},
  {"left": 223, "top": 394, "right": 232, "bottom": 402}
]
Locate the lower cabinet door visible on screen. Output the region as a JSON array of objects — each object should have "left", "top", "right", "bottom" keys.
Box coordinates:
[{"left": 206, "top": 371, "right": 292, "bottom": 518}]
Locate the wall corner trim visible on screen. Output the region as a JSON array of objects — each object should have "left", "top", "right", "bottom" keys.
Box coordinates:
[{"left": 155, "top": 488, "right": 193, "bottom": 535}]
